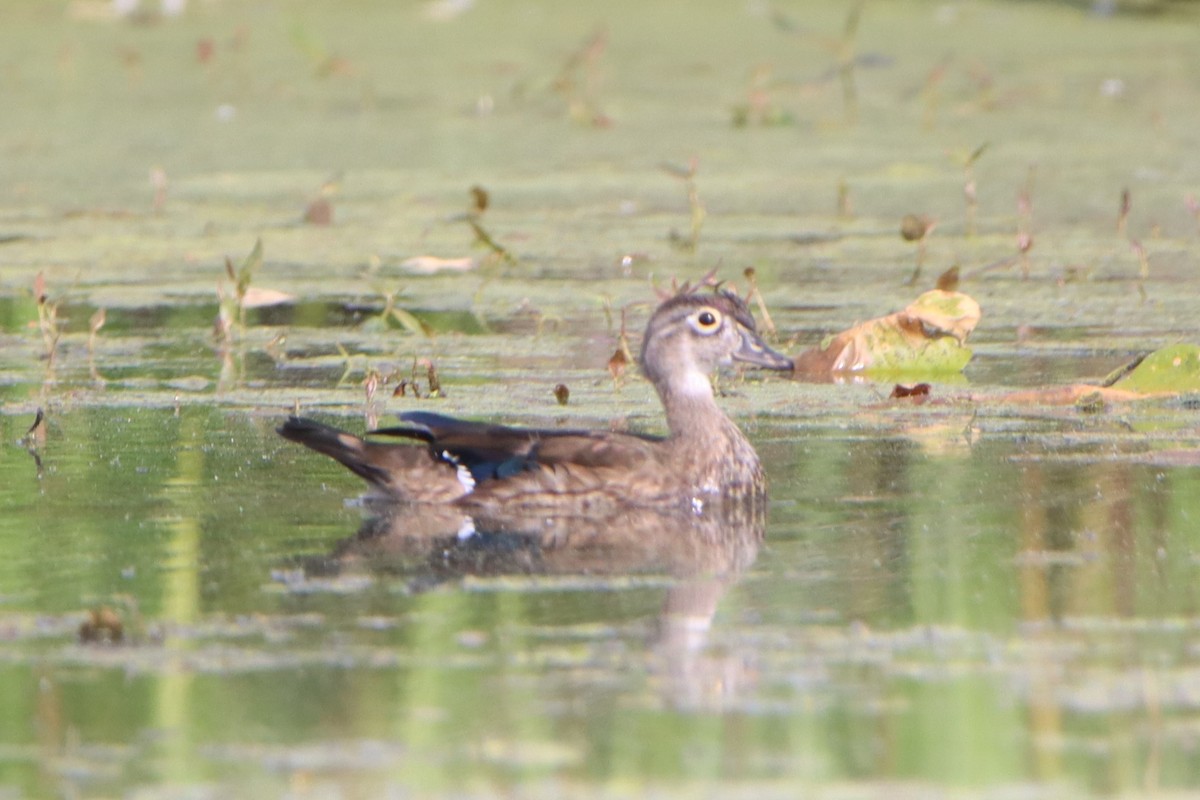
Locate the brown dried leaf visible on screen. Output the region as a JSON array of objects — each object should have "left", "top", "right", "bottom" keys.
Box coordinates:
[
  {"left": 890, "top": 383, "right": 931, "bottom": 400},
  {"left": 793, "top": 290, "right": 980, "bottom": 378}
]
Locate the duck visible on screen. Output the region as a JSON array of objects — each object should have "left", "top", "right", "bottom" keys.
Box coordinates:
[{"left": 278, "top": 286, "right": 792, "bottom": 512}]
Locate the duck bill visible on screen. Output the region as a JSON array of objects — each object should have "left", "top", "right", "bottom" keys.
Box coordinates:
[{"left": 733, "top": 327, "right": 794, "bottom": 371}]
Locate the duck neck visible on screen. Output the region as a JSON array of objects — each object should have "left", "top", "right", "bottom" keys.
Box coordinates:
[
  {"left": 658, "top": 376, "right": 734, "bottom": 441},
  {"left": 654, "top": 373, "right": 763, "bottom": 491}
]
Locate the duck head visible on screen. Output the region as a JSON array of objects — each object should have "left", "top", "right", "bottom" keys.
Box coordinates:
[{"left": 639, "top": 289, "right": 792, "bottom": 400}]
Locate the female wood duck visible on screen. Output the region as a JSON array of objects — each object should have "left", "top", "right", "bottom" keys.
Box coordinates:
[{"left": 278, "top": 287, "right": 792, "bottom": 512}]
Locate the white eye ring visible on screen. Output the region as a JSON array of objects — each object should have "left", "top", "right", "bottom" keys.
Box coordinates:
[{"left": 693, "top": 309, "right": 720, "bottom": 332}]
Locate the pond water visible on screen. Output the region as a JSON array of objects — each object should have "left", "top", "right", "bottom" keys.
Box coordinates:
[{"left": 3, "top": 1, "right": 1200, "bottom": 797}]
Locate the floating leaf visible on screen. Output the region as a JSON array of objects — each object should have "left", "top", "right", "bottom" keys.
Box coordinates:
[
  {"left": 904, "top": 290, "right": 980, "bottom": 343},
  {"left": 1108, "top": 344, "right": 1200, "bottom": 394},
  {"left": 793, "top": 290, "right": 980, "bottom": 378},
  {"left": 980, "top": 345, "right": 1200, "bottom": 407}
]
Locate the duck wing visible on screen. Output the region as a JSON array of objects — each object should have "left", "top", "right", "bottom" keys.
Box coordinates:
[
  {"left": 283, "top": 413, "right": 672, "bottom": 509},
  {"left": 370, "top": 410, "right": 661, "bottom": 479}
]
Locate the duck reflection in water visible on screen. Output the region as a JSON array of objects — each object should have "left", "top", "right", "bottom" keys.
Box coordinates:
[
  {"left": 295, "top": 495, "right": 766, "bottom": 710},
  {"left": 279, "top": 284, "right": 791, "bottom": 708}
]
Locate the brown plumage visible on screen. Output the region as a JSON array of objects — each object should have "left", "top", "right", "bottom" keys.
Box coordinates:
[{"left": 278, "top": 288, "right": 791, "bottom": 512}]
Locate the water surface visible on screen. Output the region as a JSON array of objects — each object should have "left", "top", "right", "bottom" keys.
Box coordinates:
[{"left": 3, "top": 1, "right": 1200, "bottom": 797}]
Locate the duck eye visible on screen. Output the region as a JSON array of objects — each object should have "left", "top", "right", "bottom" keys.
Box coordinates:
[{"left": 695, "top": 310, "right": 719, "bottom": 330}]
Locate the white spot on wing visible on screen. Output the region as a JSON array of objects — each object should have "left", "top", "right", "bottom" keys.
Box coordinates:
[{"left": 442, "top": 450, "right": 476, "bottom": 494}]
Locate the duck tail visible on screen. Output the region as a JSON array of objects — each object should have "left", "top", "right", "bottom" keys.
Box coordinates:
[{"left": 277, "top": 416, "right": 393, "bottom": 488}]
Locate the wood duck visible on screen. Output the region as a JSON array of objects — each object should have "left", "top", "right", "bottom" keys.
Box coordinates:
[{"left": 278, "top": 287, "right": 792, "bottom": 511}]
